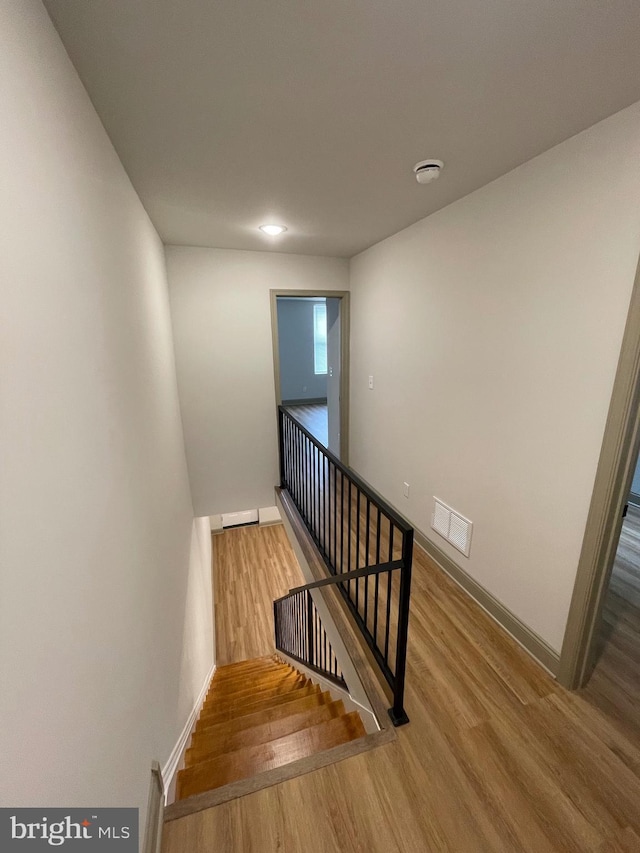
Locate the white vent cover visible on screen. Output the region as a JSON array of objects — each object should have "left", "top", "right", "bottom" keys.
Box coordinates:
[
  {"left": 221, "top": 509, "right": 259, "bottom": 528},
  {"left": 432, "top": 501, "right": 451, "bottom": 538},
  {"left": 431, "top": 498, "right": 473, "bottom": 557}
]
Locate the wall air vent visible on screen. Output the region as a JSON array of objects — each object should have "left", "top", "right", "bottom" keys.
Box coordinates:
[
  {"left": 431, "top": 498, "right": 473, "bottom": 557},
  {"left": 432, "top": 500, "right": 451, "bottom": 539},
  {"left": 221, "top": 509, "right": 259, "bottom": 528}
]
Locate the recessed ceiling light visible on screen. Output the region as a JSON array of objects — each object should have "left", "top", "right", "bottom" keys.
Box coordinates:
[{"left": 259, "top": 224, "right": 287, "bottom": 236}]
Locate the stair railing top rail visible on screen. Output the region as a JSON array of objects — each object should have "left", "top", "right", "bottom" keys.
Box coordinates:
[
  {"left": 277, "top": 406, "right": 414, "bottom": 726},
  {"left": 278, "top": 406, "right": 413, "bottom": 537}
]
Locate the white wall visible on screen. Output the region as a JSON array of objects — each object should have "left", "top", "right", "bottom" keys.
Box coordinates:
[
  {"left": 349, "top": 102, "right": 640, "bottom": 653},
  {"left": 277, "top": 299, "right": 328, "bottom": 402},
  {"left": 0, "top": 0, "right": 213, "bottom": 827},
  {"left": 166, "top": 247, "right": 349, "bottom": 516}
]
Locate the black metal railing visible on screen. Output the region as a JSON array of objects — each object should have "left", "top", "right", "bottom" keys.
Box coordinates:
[
  {"left": 277, "top": 406, "right": 413, "bottom": 725},
  {"left": 274, "top": 587, "right": 346, "bottom": 689}
]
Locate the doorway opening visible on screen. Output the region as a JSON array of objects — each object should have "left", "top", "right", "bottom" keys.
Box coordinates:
[
  {"left": 560, "top": 256, "right": 640, "bottom": 700},
  {"left": 270, "top": 290, "right": 349, "bottom": 462},
  {"left": 578, "top": 446, "right": 640, "bottom": 743}
]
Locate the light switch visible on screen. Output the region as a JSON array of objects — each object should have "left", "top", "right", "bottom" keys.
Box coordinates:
[{"left": 368, "top": 375, "right": 374, "bottom": 390}]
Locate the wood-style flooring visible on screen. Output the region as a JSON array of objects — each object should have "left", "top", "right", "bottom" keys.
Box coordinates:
[
  {"left": 213, "top": 524, "right": 305, "bottom": 665},
  {"left": 285, "top": 403, "right": 328, "bottom": 447},
  {"left": 163, "top": 523, "right": 640, "bottom": 853}
]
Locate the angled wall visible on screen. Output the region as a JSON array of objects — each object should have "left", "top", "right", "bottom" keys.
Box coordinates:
[{"left": 349, "top": 102, "right": 640, "bottom": 654}]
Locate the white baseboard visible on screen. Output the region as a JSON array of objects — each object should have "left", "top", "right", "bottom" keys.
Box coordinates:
[
  {"left": 142, "top": 761, "right": 164, "bottom": 853},
  {"left": 161, "top": 662, "right": 216, "bottom": 804}
]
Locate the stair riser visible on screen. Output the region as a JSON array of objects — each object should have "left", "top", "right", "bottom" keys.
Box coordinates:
[
  {"left": 197, "top": 685, "right": 321, "bottom": 726},
  {"left": 176, "top": 658, "right": 366, "bottom": 804},
  {"left": 213, "top": 658, "right": 279, "bottom": 677},
  {"left": 206, "top": 673, "right": 304, "bottom": 703},
  {"left": 209, "top": 666, "right": 299, "bottom": 692},
  {"left": 204, "top": 677, "right": 308, "bottom": 710},
  {"left": 186, "top": 702, "right": 346, "bottom": 765},
  {"left": 192, "top": 692, "right": 334, "bottom": 739},
  {"left": 177, "top": 713, "right": 366, "bottom": 799}
]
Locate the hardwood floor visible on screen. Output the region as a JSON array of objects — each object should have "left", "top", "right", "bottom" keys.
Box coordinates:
[
  {"left": 285, "top": 403, "right": 328, "bottom": 447},
  {"left": 163, "top": 523, "right": 640, "bottom": 853},
  {"left": 213, "top": 524, "right": 305, "bottom": 665},
  {"left": 580, "top": 503, "right": 640, "bottom": 746}
]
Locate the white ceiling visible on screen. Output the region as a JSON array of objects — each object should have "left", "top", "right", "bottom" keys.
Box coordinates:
[{"left": 44, "top": 0, "right": 640, "bottom": 258}]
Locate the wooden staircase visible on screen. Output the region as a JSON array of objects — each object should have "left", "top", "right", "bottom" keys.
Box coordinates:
[{"left": 176, "top": 655, "right": 366, "bottom": 800}]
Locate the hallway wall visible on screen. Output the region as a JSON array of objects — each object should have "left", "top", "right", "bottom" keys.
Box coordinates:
[
  {"left": 0, "top": 0, "right": 213, "bottom": 827},
  {"left": 166, "top": 246, "right": 348, "bottom": 516},
  {"left": 349, "top": 101, "right": 640, "bottom": 653}
]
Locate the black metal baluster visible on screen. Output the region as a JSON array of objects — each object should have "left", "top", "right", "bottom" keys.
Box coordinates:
[
  {"left": 347, "top": 479, "right": 352, "bottom": 597},
  {"left": 276, "top": 408, "right": 412, "bottom": 722},
  {"left": 325, "top": 453, "right": 329, "bottom": 560},
  {"left": 327, "top": 461, "right": 332, "bottom": 568},
  {"left": 339, "top": 471, "right": 345, "bottom": 575},
  {"left": 374, "top": 508, "right": 382, "bottom": 646},
  {"left": 355, "top": 489, "right": 361, "bottom": 611},
  {"left": 333, "top": 465, "right": 338, "bottom": 574},
  {"left": 384, "top": 526, "right": 394, "bottom": 664},
  {"left": 315, "top": 444, "right": 320, "bottom": 541},
  {"left": 292, "top": 422, "right": 297, "bottom": 505},
  {"left": 304, "top": 436, "right": 308, "bottom": 523},
  {"left": 310, "top": 443, "right": 315, "bottom": 537},
  {"left": 364, "top": 497, "right": 371, "bottom": 629}
]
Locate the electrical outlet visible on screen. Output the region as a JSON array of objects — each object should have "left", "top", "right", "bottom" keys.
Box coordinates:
[
  {"left": 403, "top": 482, "right": 410, "bottom": 498},
  {"left": 368, "top": 375, "right": 374, "bottom": 390}
]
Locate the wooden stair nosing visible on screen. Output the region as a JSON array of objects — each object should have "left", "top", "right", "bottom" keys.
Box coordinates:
[
  {"left": 177, "top": 712, "right": 367, "bottom": 800},
  {"left": 197, "top": 683, "right": 322, "bottom": 725},
  {"left": 185, "top": 701, "right": 347, "bottom": 766},
  {"left": 192, "top": 690, "right": 335, "bottom": 737}
]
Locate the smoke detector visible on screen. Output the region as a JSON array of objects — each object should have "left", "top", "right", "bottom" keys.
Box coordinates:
[{"left": 413, "top": 159, "right": 444, "bottom": 184}]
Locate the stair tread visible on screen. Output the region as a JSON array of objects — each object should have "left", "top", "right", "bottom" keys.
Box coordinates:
[
  {"left": 209, "top": 664, "right": 298, "bottom": 690},
  {"left": 177, "top": 712, "right": 366, "bottom": 799},
  {"left": 193, "top": 690, "right": 335, "bottom": 738},
  {"left": 198, "top": 683, "right": 322, "bottom": 725},
  {"left": 204, "top": 676, "right": 308, "bottom": 710},
  {"left": 205, "top": 672, "right": 305, "bottom": 703},
  {"left": 214, "top": 657, "right": 280, "bottom": 677},
  {"left": 185, "top": 700, "right": 347, "bottom": 766}
]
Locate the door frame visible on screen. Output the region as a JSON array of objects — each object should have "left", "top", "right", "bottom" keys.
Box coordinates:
[
  {"left": 559, "top": 254, "right": 640, "bottom": 688},
  {"left": 269, "top": 289, "right": 350, "bottom": 464}
]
